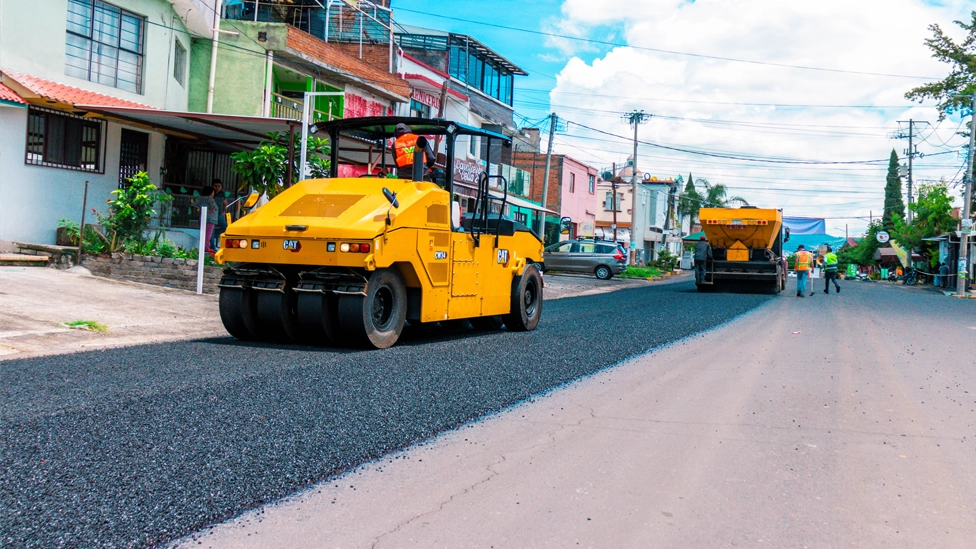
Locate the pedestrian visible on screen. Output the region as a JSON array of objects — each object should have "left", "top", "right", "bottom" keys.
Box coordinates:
[
  {"left": 794, "top": 244, "right": 813, "bottom": 297},
  {"left": 694, "top": 235, "right": 712, "bottom": 284},
  {"left": 393, "top": 123, "right": 435, "bottom": 180},
  {"left": 211, "top": 178, "right": 227, "bottom": 251},
  {"left": 823, "top": 245, "right": 841, "bottom": 294},
  {"left": 195, "top": 186, "right": 218, "bottom": 253},
  {"left": 938, "top": 262, "right": 949, "bottom": 288}
]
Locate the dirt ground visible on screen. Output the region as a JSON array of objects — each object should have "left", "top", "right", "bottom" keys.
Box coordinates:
[
  {"left": 0, "top": 267, "right": 223, "bottom": 360},
  {"left": 0, "top": 267, "right": 687, "bottom": 360}
]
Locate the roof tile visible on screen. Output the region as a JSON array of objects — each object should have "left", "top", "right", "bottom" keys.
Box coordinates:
[
  {"left": 2, "top": 71, "right": 153, "bottom": 108},
  {"left": 0, "top": 82, "right": 26, "bottom": 105},
  {"left": 285, "top": 27, "right": 411, "bottom": 100}
]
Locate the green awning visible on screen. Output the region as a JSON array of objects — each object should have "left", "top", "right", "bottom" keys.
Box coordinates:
[{"left": 682, "top": 231, "right": 706, "bottom": 241}]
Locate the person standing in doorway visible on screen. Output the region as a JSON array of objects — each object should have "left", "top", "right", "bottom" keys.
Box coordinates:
[
  {"left": 211, "top": 179, "right": 227, "bottom": 250},
  {"left": 195, "top": 186, "right": 218, "bottom": 254},
  {"left": 823, "top": 245, "right": 841, "bottom": 294},
  {"left": 938, "top": 262, "right": 949, "bottom": 288},
  {"left": 795, "top": 244, "right": 813, "bottom": 297},
  {"left": 694, "top": 235, "right": 712, "bottom": 284}
]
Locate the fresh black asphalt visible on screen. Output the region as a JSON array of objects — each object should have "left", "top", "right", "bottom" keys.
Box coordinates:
[{"left": 1, "top": 279, "right": 771, "bottom": 548}]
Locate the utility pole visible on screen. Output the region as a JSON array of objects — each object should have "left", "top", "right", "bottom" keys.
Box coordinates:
[
  {"left": 957, "top": 93, "right": 976, "bottom": 296},
  {"left": 539, "top": 113, "right": 557, "bottom": 244},
  {"left": 893, "top": 119, "right": 931, "bottom": 222},
  {"left": 623, "top": 110, "right": 649, "bottom": 264},
  {"left": 610, "top": 162, "right": 618, "bottom": 242}
]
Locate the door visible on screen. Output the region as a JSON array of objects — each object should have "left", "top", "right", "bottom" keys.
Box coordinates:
[
  {"left": 119, "top": 129, "right": 149, "bottom": 187},
  {"left": 545, "top": 241, "right": 573, "bottom": 270},
  {"left": 574, "top": 241, "right": 599, "bottom": 272}
]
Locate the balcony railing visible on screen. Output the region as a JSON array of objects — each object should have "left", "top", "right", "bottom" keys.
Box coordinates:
[{"left": 269, "top": 92, "right": 338, "bottom": 123}]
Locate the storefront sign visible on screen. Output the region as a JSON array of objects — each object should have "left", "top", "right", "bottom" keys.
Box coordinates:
[
  {"left": 453, "top": 158, "right": 484, "bottom": 186},
  {"left": 411, "top": 89, "right": 441, "bottom": 110}
]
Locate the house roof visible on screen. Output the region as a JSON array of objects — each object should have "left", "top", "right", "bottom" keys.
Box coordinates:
[
  {"left": 1, "top": 70, "right": 153, "bottom": 108},
  {"left": 284, "top": 27, "right": 411, "bottom": 102},
  {"left": 0, "top": 82, "right": 27, "bottom": 105}
]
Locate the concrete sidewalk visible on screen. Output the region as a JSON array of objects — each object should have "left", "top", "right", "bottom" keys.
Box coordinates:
[{"left": 0, "top": 267, "right": 223, "bottom": 360}]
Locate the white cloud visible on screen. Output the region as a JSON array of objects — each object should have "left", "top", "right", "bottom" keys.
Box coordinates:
[{"left": 544, "top": 0, "right": 973, "bottom": 235}]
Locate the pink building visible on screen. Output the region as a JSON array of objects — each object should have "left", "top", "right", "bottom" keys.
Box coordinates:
[{"left": 558, "top": 156, "right": 600, "bottom": 240}]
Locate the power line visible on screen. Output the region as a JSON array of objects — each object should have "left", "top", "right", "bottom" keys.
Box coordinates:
[{"left": 394, "top": 8, "right": 939, "bottom": 80}]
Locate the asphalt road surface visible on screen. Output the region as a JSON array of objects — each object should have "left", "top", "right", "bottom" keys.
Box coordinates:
[
  {"left": 174, "top": 278, "right": 976, "bottom": 549},
  {"left": 1, "top": 278, "right": 769, "bottom": 548}
]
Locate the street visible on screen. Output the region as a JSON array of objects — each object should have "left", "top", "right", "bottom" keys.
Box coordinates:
[
  {"left": 175, "top": 279, "right": 976, "bottom": 549},
  {"left": 1, "top": 277, "right": 764, "bottom": 548}
]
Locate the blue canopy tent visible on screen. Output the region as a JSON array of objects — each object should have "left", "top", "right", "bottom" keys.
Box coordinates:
[{"left": 782, "top": 216, "right": 845, "bottom": 254}]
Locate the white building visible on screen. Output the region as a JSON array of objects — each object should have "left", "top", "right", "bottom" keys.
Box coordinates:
[{"left": 0, "top": 0, "right": 214, "bottom": 245}]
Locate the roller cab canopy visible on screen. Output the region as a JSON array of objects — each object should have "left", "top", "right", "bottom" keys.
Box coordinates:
[
  {"left": 699, "top": 208, "right": 783, "bottom": 251},
  {"left": 317, "top": 116, "right": 510, "bottom": 189}
]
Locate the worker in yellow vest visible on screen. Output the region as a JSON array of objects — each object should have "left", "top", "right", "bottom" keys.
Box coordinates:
[
  {"left": 794, "top": 244, "right": 814, "bottom": 297},
  {"left": 823, "top": 245, "right": 841, "bottom": 294},
  {"left": 393, "top": 123, "right": 435, "bottom": 180}
]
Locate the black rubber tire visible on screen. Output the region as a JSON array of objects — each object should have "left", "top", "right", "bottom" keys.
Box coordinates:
[
  {"left": 504, "top": 264, "right": 543, "bottom": 332},
  {"left": 219, "top": 287, "right": 258, "bottom": 340},
  {"left": 338, "top": 268, "right": 406, "bottom": 349},
  {"left": 470, "top": 315, "right": 505, "bottom": 330},
  {"left": 296, "top": 292, "right": 340, "bottom": 346},
  {"left": 255, "top": 287, "right": 302, "bottom": 343},
  {"left": 595, "top": 265, "right": 613, "bottom": 280}
]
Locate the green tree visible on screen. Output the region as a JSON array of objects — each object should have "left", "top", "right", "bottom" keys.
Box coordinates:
[
  {"left": 231, "top": 132, "right": 331, "bottom": 199},
  {"left": 904, "top": 11, "right": 976, "bottom": 123},
  {"left": 883, "top": 149, "right": 906, "bottom": 233},
  {"left": 677, "top": 172, "right": 702, "bottom": 229},
  {"left": 894, "top": 182, "right": 956, "bottom": 266},
  {"left": 846, "top": 220, "right": 886, "bottom": 267},
  {"left": 905, "top": 11, "right": 976, "bottom": 212},
  {"left": 700, "top": 179, "right": 749, "bottom": 208}
]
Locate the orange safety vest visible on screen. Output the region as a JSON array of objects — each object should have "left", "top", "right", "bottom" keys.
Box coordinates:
[
  {"left": 394, "top": 134, "right": 425, "bottom": 168},
  {"left": 795, "top": 250, "right": 812, "bottom": 271}
]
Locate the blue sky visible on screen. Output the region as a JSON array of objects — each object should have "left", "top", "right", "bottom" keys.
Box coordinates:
[{"left": 391, "top": 0, "right": 973, "bottom": 235}]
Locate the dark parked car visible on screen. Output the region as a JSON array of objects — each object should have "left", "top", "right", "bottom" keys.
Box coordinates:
[{"left": 542, "top": 239, "right": 628, "bottom": 279}]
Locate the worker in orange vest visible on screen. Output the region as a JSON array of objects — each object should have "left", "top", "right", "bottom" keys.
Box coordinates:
[
  {"left": 794, "top": 244, "right": 814, "bottom": 297},
  {"left": 393, "top": 123, "right": 435, "bottom": 180}
]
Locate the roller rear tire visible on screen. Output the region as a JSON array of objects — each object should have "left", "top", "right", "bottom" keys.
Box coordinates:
[
  {"left": 504, "top": 264, "right": 542, "bottom": 332},
  {"left": 338, "top": 268, "right": 406, "bottom": 349},
  {"left": 219, "top": 287, "right": 258, "bottom": 340},
  {"left": 297, "top": 292, "right": 340, "bottom": 346},
  {"left": 255, "top": 288, "right": 301, "bottom": 342}
]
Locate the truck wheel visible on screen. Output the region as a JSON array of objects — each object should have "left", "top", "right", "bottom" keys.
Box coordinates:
[
  {"left": 297, "top": 292, "right": 339, "bottom": 346},
  {"left": 338, "top": 268, "right": 406, "bottom": 349},
  {"left": 256, "top": 286, "right": 301, "bottom": 343},
  {"left": 471, "top": 315, "right": 504, "bottom": 330},
  {"left": 595, "top": 265, "right": 613, "bottom": 280},
  {"left": 504, "top": 264, "right": 542, "bottom": 331},
  {"left": 219, "top": 287, "right": 258, "bottom": 340}
]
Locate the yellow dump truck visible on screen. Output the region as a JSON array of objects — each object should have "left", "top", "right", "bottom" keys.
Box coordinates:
[
  {"left": 215, "top": 117, "right": 544, "bottom": 348},
  {"left": 697, "top": 207, "right": 789, "bottom": 293}
]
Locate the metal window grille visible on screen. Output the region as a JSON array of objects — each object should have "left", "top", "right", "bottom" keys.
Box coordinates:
[
  {"left": 65, "top": 0, "right": 144, "bottom": 94},
  {"left": 25, "top": 106, "right": 105, "bottom": 173},
  {"left": 119, "top": 129, "right": 149, "bottom": 186},
  {"left": 173, "top": 39, "right": 186, "bottom": 86}
]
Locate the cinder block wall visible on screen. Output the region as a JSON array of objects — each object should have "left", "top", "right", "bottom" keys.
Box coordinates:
[{"left": 83, "top": 255, "right": 223, "bottom": 294}]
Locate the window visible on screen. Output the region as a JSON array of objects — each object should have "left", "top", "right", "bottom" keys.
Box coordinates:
[
  {"left": 588, "top": 175, "right": 595, "bottom": 194},
  {"left": 26, "top": 107, "right": 104, "bottom": 172},
  {"left": 605, "top": 192, "right": 623, "bottom": 211},
  {"left": 173, "top": 39, "right": 186, "bottom": 86},
  {"left": 578, "top": 243, "right": 596, "bottom": 253},
  {"left": 447, "top": 42, "right": 515, "bottom": 106},
  {"left": 547, "top": 242, "right": 572, "bottom": 253},
  {"left": 409, "top": 99, "right": 431, "bottom": 118},
  {"left": 597, "top": 244, "right": 617, "bottom": 254},
  {"left": 65, "top": 0, "right": 144, "bottom": 93},
  {"left": 468, "top": 135, "right": 479, "bottom": 157},
  {"left": 569, "top": 173, "right": 575, "bottom": 193}
]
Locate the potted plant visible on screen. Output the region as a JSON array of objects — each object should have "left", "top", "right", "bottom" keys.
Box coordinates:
[{"left": 56, "top": 218, "right": 80, "bottom": 246}]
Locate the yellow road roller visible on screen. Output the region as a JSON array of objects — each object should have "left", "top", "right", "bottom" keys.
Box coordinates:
[{"left": 215, "top": 117, "right": 544, "bottom": 348}]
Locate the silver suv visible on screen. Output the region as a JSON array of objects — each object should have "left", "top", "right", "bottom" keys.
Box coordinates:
[{"left": 542, "top": 239, "right": 628, "bottom": 279}]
